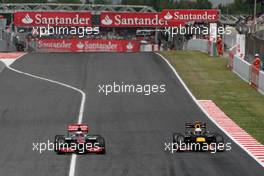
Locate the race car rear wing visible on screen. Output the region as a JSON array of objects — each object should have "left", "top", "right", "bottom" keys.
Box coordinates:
[
  {"left": 68, "top": 124, "right": 88, "bottom": 132},
  {"left": 185, "top": 122, "right": 206, "bottom": 128}
]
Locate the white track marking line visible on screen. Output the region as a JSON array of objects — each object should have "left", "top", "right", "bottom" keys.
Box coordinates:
[
  {"left": 69, "top": 154, "right": 77, "bottom": 176},
  {"left": 155, "top": 52, "right": 264, "bottom": 167},
  {"left": 6, "top": 54, "right": 85, "bottom": 176},
  {"left": 6, "top": 65, "right": 86, "bottom": 123}
]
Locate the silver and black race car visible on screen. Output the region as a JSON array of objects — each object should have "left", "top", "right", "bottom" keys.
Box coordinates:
[
  {"left": 173, "top": 121, "right": 224, "bottom": 152},
  {"left": 54, "top": 124, "right": 105, "bottom": 154}
]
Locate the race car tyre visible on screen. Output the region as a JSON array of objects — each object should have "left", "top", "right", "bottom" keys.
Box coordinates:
[
  {"left": 54, "top": 135, "right": 66, "bottom": 155},
  {"left": 214, "top": 133, "right": 225, "bottom": 152},
  {"left": 172, "top": 133, "right": 185, "bottom": 151},
  {"left": 100, "top": 148, "right": 106, "bottom": 154},
  {"left": 96, "top": 136, "right": 106, "bottom": 154},
  {"left": 16, "top": 44, "right": 24, "bottom": 52}
]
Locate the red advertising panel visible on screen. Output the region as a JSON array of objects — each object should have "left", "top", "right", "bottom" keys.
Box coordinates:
[
  {"left": 14, "top": 12, "right": 92, "bottom": 27},
  {"left": 36, "top": 39, "right": 140, "bottom": 52},
  {"left": 161, "top": 9, "right": 220, "bottom": 22},
  {"left": 100, "top": 12, "right": 172, "bottom": 27}
]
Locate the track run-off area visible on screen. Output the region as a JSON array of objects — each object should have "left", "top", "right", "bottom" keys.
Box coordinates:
[{"left": 0, "top": 52, "right": 263, "bottom": 176}]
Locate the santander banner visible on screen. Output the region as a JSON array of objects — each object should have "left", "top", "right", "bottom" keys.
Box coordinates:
[
  {"left": 161, "top": 9, "right": 220, "bottom": 22},
  {"left": 100, "top": 11, "right": 217, "bottom": 27},
  {"left": 100, "top": 12, "right": 172, "bottom": 27},
  {"left": 36, "top": 39, "right": 140, "bottom": 52},
  {"left": 14, "top": 12, "right": 92, "bottom": 27}
]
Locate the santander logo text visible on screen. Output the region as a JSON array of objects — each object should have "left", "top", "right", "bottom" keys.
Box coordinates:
[
  {"left": 15, "top": 12, "right": 92, "bottom": 27},
  {"left": 83, "top": 41, "right": 118, "bottom": 51},
  {"left": 38, "top": 40, "right": 72, "bottom": 49},
  {"left": 100, "top": 12, "right": 167, "bottom": 27},
  {"left": 161, "top": 10, "right": 220, "bottom": 22}
]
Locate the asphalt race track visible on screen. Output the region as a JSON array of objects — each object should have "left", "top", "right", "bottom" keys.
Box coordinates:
[{"left": 0, "top": 53, "right": 263, "bottom": 176}]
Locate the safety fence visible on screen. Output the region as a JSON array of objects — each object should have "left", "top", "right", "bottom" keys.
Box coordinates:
[
  {"left": 245, "top": 34, "right": 264, "bottom": 63},
  {"left": 228, "top": 46, "right": 264, "bottom": 95}
]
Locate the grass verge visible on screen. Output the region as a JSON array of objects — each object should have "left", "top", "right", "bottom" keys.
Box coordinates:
[{"left": 161, "top": 51, "right": 264, "bottom": 144}]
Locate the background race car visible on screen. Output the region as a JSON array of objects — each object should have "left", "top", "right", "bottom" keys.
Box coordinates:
[
  {"left": 173, "top": 121, "right": 224, "bottom": 152},
  {"left": 54, "top": 124, "right": 105, "bottom": 154}
]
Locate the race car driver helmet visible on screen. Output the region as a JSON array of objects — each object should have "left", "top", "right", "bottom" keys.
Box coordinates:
[
  {"left": 75, "top": 130, "right": 84, "bottom": 136},
  {"left": 76, "top": 128, "right": 83, "bottom": 136},
  {"left": 194, "top": 127, "right": 202, "bottom": 135}
]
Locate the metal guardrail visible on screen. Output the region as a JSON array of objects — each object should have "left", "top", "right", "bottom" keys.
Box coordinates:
[
  {"left": 0, "top": 3, "right": 156, "bottom": 13},
  {"left": 219, "top": 15, "right": 239, "bottom": 25}
]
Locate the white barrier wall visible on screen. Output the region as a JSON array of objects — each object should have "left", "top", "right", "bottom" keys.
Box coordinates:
[
  {"left": 186, "top": 39, "right": 209, "bottom": 53},
  {"left": 229, "top": 52, "right": 264, "bottom": 95},
  {"left": 233, "top": 55, "right": 251, "bottom": 82},
  {"left": 228, "top": 41, "right": 264, "bottom": 95},
  {"left": 258, "top": 71, "right": 264, "bottom": 94},
  {"left": 0, "top": 61, "right": 5, "bottom": 73},
  {"left": 140, "top": 44, "right": 152, "bottom": 52}
]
